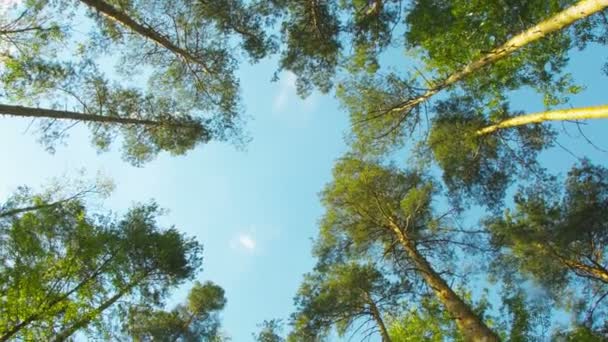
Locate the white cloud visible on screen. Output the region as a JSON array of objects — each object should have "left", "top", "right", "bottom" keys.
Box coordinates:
[
  {"left": 272, "top": 72, "right": 298, "bottom": 113},
  {"left": 272, "top": 72, "right": 319, "bottom": 120},
  {"left": 238, "top": 234, "right": 256, "bottom": 251},
  {"left": 230, "top": 232, "right": 256, "bottom": 252}
]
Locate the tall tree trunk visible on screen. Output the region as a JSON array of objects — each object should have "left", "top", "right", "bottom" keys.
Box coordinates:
[
  {"left": 0, "top": 201, "right": 71, "bottom": 218},
  {"left": 52, "top": 272, "right": 149, "bottom": 342},
  {"left": 78, "top": 0, "right": 211, "bottom": 73},
  {"left": 0, "top": 188, "right": 96, "bottom": 218},
  {"left": 0, "top": 256, "right": 115, "bottom": 342},
  {"left": 0, "top": 104, "right": 165, "bottom": 126},
  {"left": 365, "top": 294, "right": 392, "bottom": 342},
  {"left": 561, "top": 258, "right": 608, "bottom": 284},
  {"left": 476, "top": 104, "right": 608, "bottom": 135},
  {"left": 388, "top": 0, "right": 608, "bottom": 117},
  {"left": 389, "top": 224, "right": 500, "bottom": 342},
  {"left": 539, "top": 242, "right": 608, "bottom": 284}
]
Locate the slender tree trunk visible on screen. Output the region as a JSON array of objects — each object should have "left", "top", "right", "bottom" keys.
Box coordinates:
[
  {"left": 561, "top": 258, "right": 608, "bottom": 283},
  {"left": 389, "top": 224, "right": 500, "bottom": 342},
  {"left": 0, "top": 256, "right": 115, "bottom": 342},
  {"left": 0, "top": 201, "right": 69, "bottom": 218},
  {"left": 366, "top": 295, "right": 392, "bottom": 342},
  {"left": 0, "top": 189, "right": 92, "bottom": 218},
  {"left": 0, "top": 104, "right": 165, "bottom": 126},
  {"left": 389, "top": 0, "right": 608, "bottom": 116},
  {"left": 52, "top": 273, "right": 149, "bottom": 342},
  {"left": 78, "top": 0, "right": 210, "bottom": 73},
  {"left": 476, "top": 104, "right": 608, "bottom": 135}
]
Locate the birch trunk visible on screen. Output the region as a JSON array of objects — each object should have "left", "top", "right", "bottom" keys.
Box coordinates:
[
  {"left": 476, "top": 104, "right": 608, "bottom": 135},
  {"left": 390, "top": 0, "right": 608, "bottom": 116}
]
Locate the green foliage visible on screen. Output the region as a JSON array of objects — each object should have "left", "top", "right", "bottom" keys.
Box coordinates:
[
  {"left": 405, "top": 0, "right": 579, "bottom": 105},
  {"left": 253, "top": 319, "right": 285, "bottom": 342},
  {"left": 126, "top": 281, "right": 227, "bottom": 341},
  {"left": 428, "top": 95, "right": 554, "bottom": 209},
  {"left": 337, "top": 73, "right": 422, "bottom": 155},
  {"left": 272, "top": 0, "right": 341, "bottom": 96},
  {"left": 271, "top": 0, "right": 402, "bottom": 96},
  {"left": 388, "top": 297, "right": 464, "bottom": 342},
  {"left": 552, "top": 325, "right": 608, "bottom": 342},
  {"left": 0, "top": 188, "right": 203, "bottom": 340},
  {"left": 318, "top": 157, "right": 435, "bottom": 258},
  {"left": 0, "top": 57, "right": 212, "bottom": 165},
  {"left": 486, "top": 160, "right": 608, "bottom": 311},
  {"left": 290, "top": 262, "right": 406, "bottom": 340},
  {"left": 0, "top": 0, "right": 277, "bottom": 164}
]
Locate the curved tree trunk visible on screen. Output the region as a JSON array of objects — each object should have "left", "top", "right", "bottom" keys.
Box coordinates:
[
  {"left": 388, "top": 0, "right": 608, "bottom": 117},
  {"left": 362, "top": 291, "right": 392, "bottom": 342},
  {"left": 369, "top": 300, "right": 392, "bottom": 342},
  {"left": 78, "top": 0, "right": 211, "bottom": 73},
  {"left": 389, "top": 224, "right": 500, "bottom": 342},
  {"left": 476, "top": 104, "right": 608, "bottom": 135}
]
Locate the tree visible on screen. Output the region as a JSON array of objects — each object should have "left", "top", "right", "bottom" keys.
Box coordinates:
[
  {"left": 388, "top": 296, "right": 464, "bottom": 342},
  {"left": 316, "top": 156, "right": 499, "bottom": 341},
  {"left": 0, "top": 0, "right": 274, "bottom": 164},
  {"left": 268, "top": 0, "right": 403, "bottom": 96},
  {"left": 486, "top": 160, "right": 608, "bottom": 328},
  {"left": 477, "top": 104, "right": 608, "bottom": 135},
  {"left": 126, "top": 281, "right": 227, "bottom": 341},
  {"left": 342, "top": 0, "right": 607, "bottom": 154},
  {"left": 253, "top": 319, "right": 285, "bottom": 342},
  {"left": 424, "top": 95, "right": 555, "bottom": 209},
  {"left": 290, "top": 262, "right": 406, "bottom": 341},
  {"left": 0, "top": 188, "right": 203, "bottom": 341}
]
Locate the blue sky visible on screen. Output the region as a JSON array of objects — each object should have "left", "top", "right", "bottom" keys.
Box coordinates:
[
  {"left": 0, "top": 55, "right": 350, "bottom": 340},
  {"left": 1, "top": 5, "right": 608, "bottom": 340}
]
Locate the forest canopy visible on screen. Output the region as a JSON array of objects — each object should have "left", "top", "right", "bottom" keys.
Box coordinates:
[{"left": 1, "top": 0, "right": 608, "bottom": 341}]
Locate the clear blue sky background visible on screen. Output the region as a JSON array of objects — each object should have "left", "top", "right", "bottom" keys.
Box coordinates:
[{"left": 1, "top": 24, "right": 607, "bottom": 342}]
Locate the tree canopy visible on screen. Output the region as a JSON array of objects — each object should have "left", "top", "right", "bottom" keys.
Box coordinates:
[{"left": 1, "top": 0, "right": 608, "bottom": 340}]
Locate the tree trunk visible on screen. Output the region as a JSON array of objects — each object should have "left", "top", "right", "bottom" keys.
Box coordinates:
[
  {"left": 78, "top": 0, "right": 210, "bottom": 73},
  {"left": 0, "top": 201, "right": 69, "bottom": 218},
  {"left": 0, "top": 104, "right": 164, "bottom": 126},
  {"left": 366, "top": 296, "right": 392, "bottom": 342},
  {"left": 52, "top": 272, "right": 149, "bottom": 342},
  {"left": 389, "top": 224, "right": 500, "bottom": 342},
  {"left": 476, "top": 104, "right": 608, "bottom": 135},
  {"left": 388, "top": 0, "right": 608, "bottom": 117},
  {"left": 561, "top": 258, "right": 608, "bottom": 284}
]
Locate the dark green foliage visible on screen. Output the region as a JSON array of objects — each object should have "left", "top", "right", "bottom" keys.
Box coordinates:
[
  {"left": 126, "top": 281, "right": 227, "bottom": 341},
  {"left": 486, "top": 160, "right": 608, "bottom": 321},
  {"left": 271, "top": 0, "right": 403, "bottom": 96},
  {"left": 428, "top": 95, "right": 554, "bottom": 209},
  {"left": 273, "top": 0, "right": 341, "bottom": 96},
  {"left": 552, "top": 325, "right": 608, "bottom": 342},
  {"left": 253, "top": 319, "right": 285, "bottom": 342}
]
